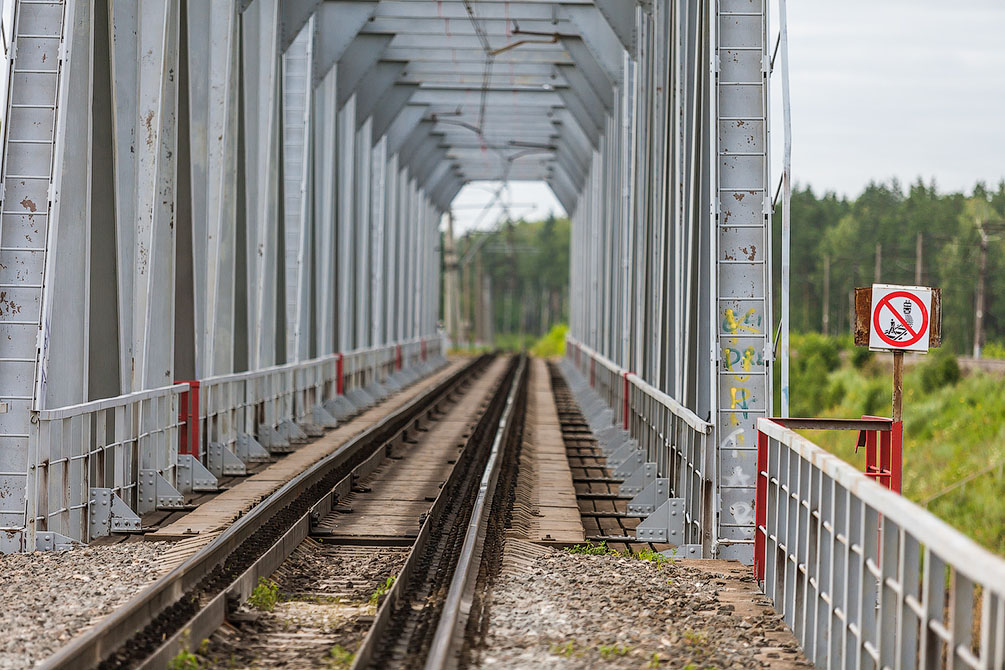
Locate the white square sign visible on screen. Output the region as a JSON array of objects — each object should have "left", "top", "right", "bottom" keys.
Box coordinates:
[{"left": 869, "top": 284, "right": 932, "bottom": 352}]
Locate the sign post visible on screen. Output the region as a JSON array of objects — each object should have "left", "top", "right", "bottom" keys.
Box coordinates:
[{"left": 854, "top": 284, "right": 942, "bottom": 490}]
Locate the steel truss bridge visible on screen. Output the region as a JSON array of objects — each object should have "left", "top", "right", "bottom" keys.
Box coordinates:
[{"left": 0, "top": 0, "right": 1001, "bottom": 668}]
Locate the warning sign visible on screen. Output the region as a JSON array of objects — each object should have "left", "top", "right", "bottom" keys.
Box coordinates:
[{"left": 869, "top": 284, "right": 932, "bottom": 352}]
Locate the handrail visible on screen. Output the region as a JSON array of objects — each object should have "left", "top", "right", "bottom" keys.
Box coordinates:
[
  {"left": 757, "top": 417, "right": 1005, "bottom": 590},
  {"left": 627, "top": 373, "right": 710, "bottom": 434},
  {"left": 35, "top": 382, "right": 189, "bottom": 420},
  {"left": 756, "top": 418, "right": 1005, "bottom": 668}
]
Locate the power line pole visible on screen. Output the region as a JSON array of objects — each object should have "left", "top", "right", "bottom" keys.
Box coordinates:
[
  {"left": 443, "top": 212, "right": 461, "bottom": 347},
  {"left": 874, "top": 242, "right": 882, "bottom": 282},
  {"left": 822, "top": 254, "right": 830, "bottom": 335},
  {"left": 974, "top": 225, "right": 989, "bottom": 359},
  {"left": 915, "top": 232, "right": 923, "bottom": 285}
]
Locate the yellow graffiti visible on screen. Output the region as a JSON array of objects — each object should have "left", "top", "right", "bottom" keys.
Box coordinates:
[
  {"left": 723, "top": 346, "right": 756, "bottom": 381},
  {"left": 723, "top": 308, "right": 762, "bottom": 334},
  {"left": 730, "top": 387, "right": 751, "bottom": 420}
]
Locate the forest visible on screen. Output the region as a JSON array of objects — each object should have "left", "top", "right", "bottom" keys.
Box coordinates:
[
  {"left": 776, "top": 179, "right": 1005, "bottom": 355},
  {"left": 452, "top": 214, "right": 571, "bottom": 349}
]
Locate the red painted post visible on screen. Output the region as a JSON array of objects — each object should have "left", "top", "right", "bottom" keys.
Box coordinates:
[
  {"left": 421, "top": 338, "right": 427, "bottom": 361},
  {"left": 177, "top": 380, "right": 200, "bottom": 459},
  {"left": 336, "top": 353, "right": 345, "bottom": 396},
  {"left": 395, "top": 344, "right": 403, "bottom": 371},
  {"left": 589, "top": 358, "right": 595, "bottom": 388},
  {"left": 754, "top": 427, "right": 769, "bottom": 581},
  {"left": 623, "top": 372, "right": 631, "bottom": 430}
]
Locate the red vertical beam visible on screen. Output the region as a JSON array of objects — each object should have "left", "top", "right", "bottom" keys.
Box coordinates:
[
  {"left": 755, "top": 427, "right": 769, "bottom": 581},
  {"left": 337, "top": 353, "right": 345, "bottom": 396},
  {"left": 865, "top": 429, "right": 877, "bottom": 481},
  {"left": 395, "top": 344, "right": 403, "bottom": 370},
  {"left": 589, "top": 358, "right": 595, "bottom": 388},
  {"left": 421, "top": 338, "right": 427, "bottom": 361},
  {"left": 177, "top": 380, "right": 200, "bottom": 459}
]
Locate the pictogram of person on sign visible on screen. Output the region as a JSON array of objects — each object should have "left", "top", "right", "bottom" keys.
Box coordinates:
[{"left": 884, "top": 315, "right": 910, "bottom": 341}]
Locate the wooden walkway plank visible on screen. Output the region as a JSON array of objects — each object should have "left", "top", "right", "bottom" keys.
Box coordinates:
[{"left": 149, "top": 360, "right": 469, "bottom": 539}]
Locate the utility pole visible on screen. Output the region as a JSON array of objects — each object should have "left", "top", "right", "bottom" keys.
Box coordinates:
[
  {"left": 874, "top": 242, "right": 882, "bottom": 282},
  {"left": 822, "top": 254, "right": 830, "bottom": 335},
  {"left": 974, "top": 225, "right": 989, "bottom": 359},
  {"left": 915, "top": 232, "right": 923, "bottom": 285},
  {"left": 474, "top": 249, "right": 484, "bottom": 345},
  {"left": 443, "top": 212, "right": 461, "bottom": 347}
]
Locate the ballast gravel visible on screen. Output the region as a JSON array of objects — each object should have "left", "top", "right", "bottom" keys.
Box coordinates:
[
  {"left": 471, "top": 548, "right": 809, "bottom": 669},
  {"left": 0, "top": 543, "right": 170, "bottom": 670}
]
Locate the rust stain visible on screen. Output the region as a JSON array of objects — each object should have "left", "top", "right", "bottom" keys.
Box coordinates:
[
  {"left": 741, "top": 244, "right": 757, "bottom": 261},
  {"left": 20, "top": 197, "right": 36, "bottom": 212},
  {"left": 733, "top": 193, "right": 745, "bottom": 201},
  {"left": 0, "top": 291, "right": 22, "bottom": 315}
]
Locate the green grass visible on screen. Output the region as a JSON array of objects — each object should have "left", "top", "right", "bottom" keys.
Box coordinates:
[
  {"left": 248, "top": 577, "right": 279, "bottom": 612},
  {"left": 328, "top": 644, "right": 354, "bottom": 667},
  {"left": 786, "top": 336, "right": 1005, "bottom": 556},
  {"left": 368, "top": 576, "right": 395, "bottom": 607},
  {"left": 563, "top": 541, "right": 613, "bottom": 555}
]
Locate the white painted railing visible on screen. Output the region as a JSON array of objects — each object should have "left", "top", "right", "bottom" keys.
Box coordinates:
[
  {"left": 565, "top": 337, "right": 715, "bottom": 555},
  {"left": 756, "top": 418, "right": 1005, "bottom": 670},
  {"left": 26, "top": 383, "right": 188, "bottom": 548},
  {"left": 10, "top": 336, "right": 447, "bottom": 552}
]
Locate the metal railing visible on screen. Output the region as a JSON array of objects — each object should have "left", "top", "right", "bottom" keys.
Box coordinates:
[
  {"left": 26, "top": 383, "right": 188, "bottom": 544},
  {"left": 756, "top": 418, "right": 1005, "bottom": 670},
  {"left": 14, "top": 336, "right": 447, "bottom": 551},
  {"left": 565, "top": 337, "right": 715, "bottom": 554}
]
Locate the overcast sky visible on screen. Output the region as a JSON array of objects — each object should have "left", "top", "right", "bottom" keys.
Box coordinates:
[{"left": 451, "top": 2, "right": 1005, "bottom": 232}]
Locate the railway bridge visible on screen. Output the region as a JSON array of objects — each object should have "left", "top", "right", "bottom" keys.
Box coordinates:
[{"left": 0, "top": 1, "right": 1001, "bottom": 669}]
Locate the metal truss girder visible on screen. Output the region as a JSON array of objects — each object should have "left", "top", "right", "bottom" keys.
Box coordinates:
[
  {"left": 375, "top": 1, "right": 559, "bottom": 22},
  {"left": 594, "top": 0, "right": 637, "bottom": 52},
  {"left": 546, "top": 176, "right": 576, "bottom": 215},
  {"left": 371, "top": 84, "right": 420, "bottom": 142},
  {"left": 185, "top": 0, "right": 240, "bottom": 379},
  {"left": 562, "top": 36, "right": 617, "bottom": 100},
  {"left": 559, "top": 5, "right": 624, "bottom": 84},
  {"left": 336, "top": 33, "right": 394, "bottom": 109},
  {"left": 406, "top": 140, "right": 448, "bottom": 179},
  {"left": 354, "top": 61, "right": 409, "bottom": 131},
  {"left": 383, "top": 47, "right": 572, "bottom": 66},
  {"left": 423, "top": 161, "right": 453, "bottom": 198},
  {"left": 314, "top": 1, "right": 379, "bottom": 85},
  {"left": 554, "top": 105, "right": 599, "bottom": 150},
  {"left": 280, "top": 0, "right": 321, "bottom": 52},
  {"left": 554, "top": 120, "right": 593, "bottom": 167},
  {"left": 555, "top": 87, "right": 602, "bottom": 142},
  {"left": 399, "top": 60, "right": 555, "bottom": 77},
  {"left": 411, "top": 88, "right": 563, "bottom": 107},
  {"left": 557, "top": 65, "right": 609, "bottom": 123},
  {"left": 397, "top": 122, "right": 438, "bottom": 165},
  {"left": 558, "top": 62, "right": 612, "bottom": 115},
  {"left": 364, "top": 16, "right": 574, "bottom": 36},
  {"left": 555, "top": 143, "right": 587, "bottom": 186},
  {"left": 385, "top": 105, "right": 429, "bottom": 156}
]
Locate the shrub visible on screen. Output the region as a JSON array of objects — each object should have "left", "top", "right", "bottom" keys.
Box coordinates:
[
  {"left": 850, "top": 346, "right": 874, "bottom": 369},
  {"left": 531, "top": 323, "right": 569, "bottom": 357},
  {"left": 919, "top": 351, "right": 961, "bottom": 393}
]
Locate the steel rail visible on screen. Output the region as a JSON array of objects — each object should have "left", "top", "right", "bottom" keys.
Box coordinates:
[
  {"left": 39, "top": 355, "right": 490, "bottom": 670},
  {"left": 350, "top": 355, "right": 526, "bottom": 670},
  {"left": 423, "top": 355, "right": 527, "bottom": 670}
]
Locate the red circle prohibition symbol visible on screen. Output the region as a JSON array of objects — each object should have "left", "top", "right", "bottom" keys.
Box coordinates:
[{"left": 873, "top": 291, "right": 929, "bottom": 347}]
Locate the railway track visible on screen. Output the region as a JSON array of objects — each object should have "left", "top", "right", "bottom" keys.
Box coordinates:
[{"left": 38, "top": 353, "right": 529, "bottom": 670}]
